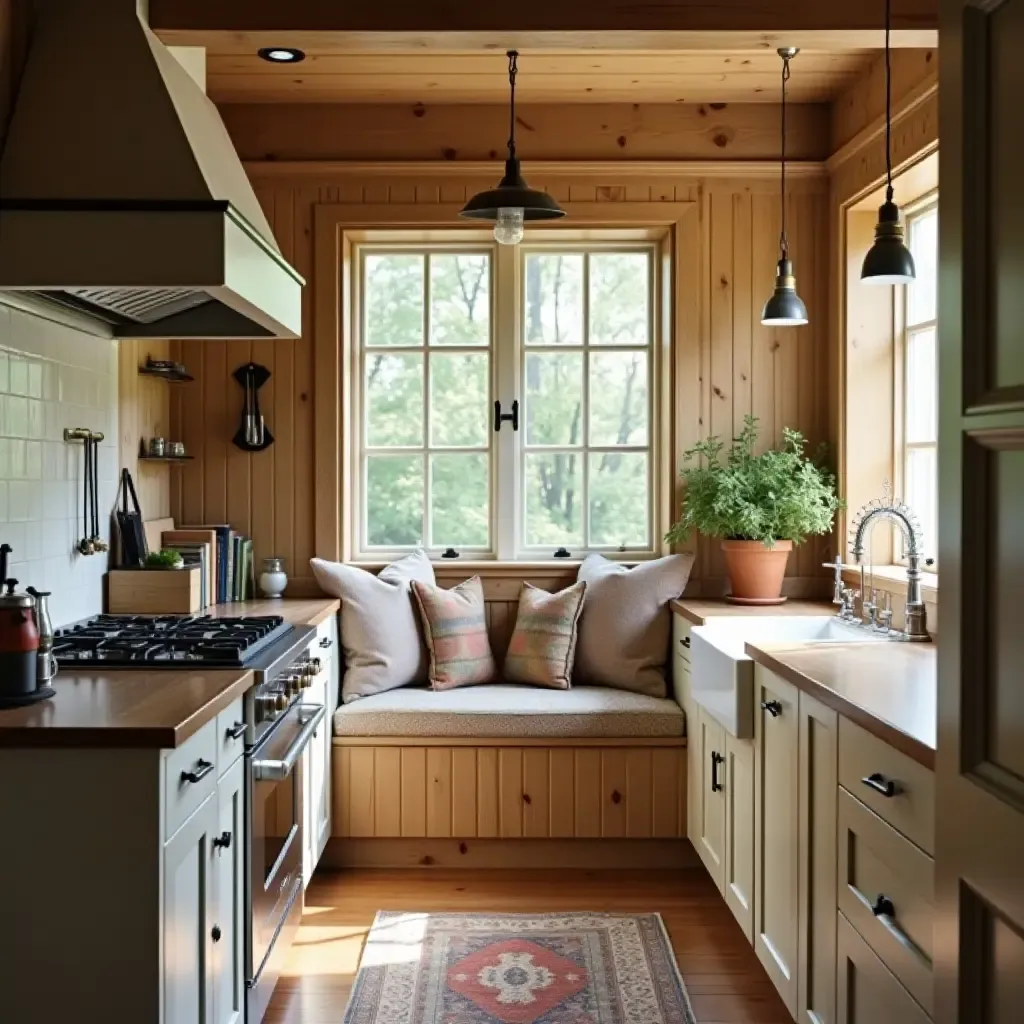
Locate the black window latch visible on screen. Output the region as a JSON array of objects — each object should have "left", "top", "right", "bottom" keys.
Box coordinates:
[
  {"left": 494, "top": 400, "right": 519, "bottom": 433},
  {"left": 441, "top": 548, "right": 460, "bottom": 559}
]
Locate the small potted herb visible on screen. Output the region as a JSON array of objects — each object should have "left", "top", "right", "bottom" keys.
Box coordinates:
[
  {"left": 666, "top": 416, "right": 840, "bottom": 603},
  {"left": 144, "top": 549, "right": 184, "bottom": 571}
]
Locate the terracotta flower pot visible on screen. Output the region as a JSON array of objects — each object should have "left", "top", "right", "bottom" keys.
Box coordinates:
[{"left": 721, "top": 539, "right": 793, "bottom": 604}]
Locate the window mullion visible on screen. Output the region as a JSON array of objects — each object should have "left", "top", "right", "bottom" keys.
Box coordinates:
[
  {"left": 581, "top": 252, "right": 591, "bottom": 549},
  {"left": 423, "top": 254, "right": 432, "bottom": 548},
  {"left": 495, "top": 243, "right": 517, "bottom": 560}
]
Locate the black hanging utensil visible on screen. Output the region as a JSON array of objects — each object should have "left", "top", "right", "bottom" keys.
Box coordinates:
[{"left": 232, "top": 362, "right": 274, "bottom": 452}]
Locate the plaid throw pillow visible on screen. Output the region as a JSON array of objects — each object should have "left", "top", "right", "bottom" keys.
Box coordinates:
[
  {"left": 411, "top": 576, "right": 496, "bottom": 690},
  {"left": 504, "top": 581, "right": 587, "bottom": 690}
]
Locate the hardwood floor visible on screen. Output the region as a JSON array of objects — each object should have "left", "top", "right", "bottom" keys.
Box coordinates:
[{"left": 264, "top": 868, "right": 790, "bottom": 1023}]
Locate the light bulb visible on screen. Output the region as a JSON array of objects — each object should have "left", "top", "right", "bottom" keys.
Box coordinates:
[{"left": 493, "top": 207, "right": 525, "bottom": 246}]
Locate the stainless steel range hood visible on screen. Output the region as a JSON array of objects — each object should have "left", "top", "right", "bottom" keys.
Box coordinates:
[{"left": 0, "top": 0, "right": 303, "bottom": 339}]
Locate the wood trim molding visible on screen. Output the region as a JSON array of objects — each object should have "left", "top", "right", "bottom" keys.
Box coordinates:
[
  {"left": 313, "top": 199, "right": 701, "bottom": 564},
  {"left": 333, "top": 736, "right": 687, "bottom": 748},
  {"left": 247, "top": 159, "right": 829, "bottom": 181}
]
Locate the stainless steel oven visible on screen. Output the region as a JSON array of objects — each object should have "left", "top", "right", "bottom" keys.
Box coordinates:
[{"left": 246, "top": 696, "right": 325, "bottom": 1023}]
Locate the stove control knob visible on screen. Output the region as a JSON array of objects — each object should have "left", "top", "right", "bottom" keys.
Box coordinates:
[
  {"left": 285, "top": 673, "right": 302, "bottom": 695},
  {"left": 256, "top": 694, "right": 276, "bottom": 722},
  {"left": 307, "top": 657, "right": 322, "bottom": 677},
  {"left": 274, "top": 692, "right": 289, "bottom": 712}
]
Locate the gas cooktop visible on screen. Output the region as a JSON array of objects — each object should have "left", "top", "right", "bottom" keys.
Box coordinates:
[{"left": 53, "top": 614, "right": 294, "bottom": 668}]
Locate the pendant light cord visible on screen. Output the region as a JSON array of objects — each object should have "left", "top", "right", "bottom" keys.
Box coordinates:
[
  {"left": 506, "top": 50, "right": 519, "bottom": 162},
  {"left": 779, "top": 53, "right": 791, "bottom": 259},
  {"left": 884, "top": 0, "right": 894, "bottom": 203}
]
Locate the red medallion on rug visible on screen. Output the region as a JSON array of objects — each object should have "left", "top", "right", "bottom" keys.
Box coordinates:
[{"left": 342, "top": 911, "right": 695, "bottom": 1024}]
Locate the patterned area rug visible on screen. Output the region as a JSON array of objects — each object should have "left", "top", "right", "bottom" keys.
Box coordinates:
[{"left": 343, "top": 911, "right": 696, "bottom": 1023}]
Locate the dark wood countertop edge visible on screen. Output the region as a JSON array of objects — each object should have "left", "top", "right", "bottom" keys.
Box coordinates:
[
  {"left": 305, "top": 600, "right": 341, "bottom": 626},
  {"left": 744, "top": 645, "right": 936, "bottom": 771},
  {"left": 169, "top": 670, "right": 255, "bottom": 747}
]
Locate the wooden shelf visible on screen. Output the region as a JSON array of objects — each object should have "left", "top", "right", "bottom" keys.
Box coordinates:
[
  {"left": 138, "top": 454, "right": 194, "bottom": 464},
  {"left": 138, "top": 366, "right": 194, "bottom": 384}
]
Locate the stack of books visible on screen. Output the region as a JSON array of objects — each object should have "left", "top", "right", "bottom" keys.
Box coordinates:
[{"left": 162, "top": 525, "right": 256, "bottom": 607}]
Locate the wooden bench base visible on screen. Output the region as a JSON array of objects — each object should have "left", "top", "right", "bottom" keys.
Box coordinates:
[{"left": 332, "top": 739, "right": 687, "bottom": 841}]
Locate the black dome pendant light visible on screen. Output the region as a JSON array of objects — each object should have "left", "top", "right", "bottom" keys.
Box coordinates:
[
  {"left": 761, "top": 47, "right": 808, "bottom": 327},
  {"left": 861, "top": 0, "right": 916, "bottom": 284},
  {"left": 460, "top": 51, "right": 566, "bottom": 244}
]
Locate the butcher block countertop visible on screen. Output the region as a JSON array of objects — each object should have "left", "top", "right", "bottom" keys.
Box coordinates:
[
  {"left": 745, "top": 641, "right": 937, "bottom": 769},
  {"left": 670, "top": 598, "right": 835, "bottom": 625},
  {"left": 0, "top": 598, "right": 340, "bottom": 749}
]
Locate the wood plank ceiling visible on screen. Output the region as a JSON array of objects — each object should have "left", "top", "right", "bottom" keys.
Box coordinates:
[{"left": 204, "top": 49, "right": 878, "bottom": 105}]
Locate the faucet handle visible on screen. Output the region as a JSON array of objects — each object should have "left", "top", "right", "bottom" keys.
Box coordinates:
[{"left": 824, "top": 555, "right": 845, "bottom": 605}]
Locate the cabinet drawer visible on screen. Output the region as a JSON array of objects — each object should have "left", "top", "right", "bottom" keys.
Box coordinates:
[
  {"left": 216, "top": 696, "right": 246, "bottom": 775},
  {"left": 837, "top": 912, "right": 930, "bottom": 1024},
  {"left": 838, "top": 717, "right": 934, "bottom": 854},
  {"left": 837, "top": 788, "right": 934, "bottom": 1015},
  {"left": 672, "top": 613, "right": 692, "bottom": 665},
  {"left": 164, "top": 718, "right": 219, "bottom": 841}
]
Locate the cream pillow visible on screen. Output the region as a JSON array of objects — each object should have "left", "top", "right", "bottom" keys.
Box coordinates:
[
  {"left": 575, "top": 553, "right": 695, "bottom": 697},
  {"left": 411, "top": 576, "right": 497, "bottom": 690},
  {"left": 310, "top": 551, "right": 435, "bottom": 703},
  {"left": 504, "top": 582, "right": 587, "bottom": 690}
]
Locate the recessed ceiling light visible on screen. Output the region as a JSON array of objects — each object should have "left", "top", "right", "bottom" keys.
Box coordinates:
[{"left": 257, "top": 47, "right": 305, "bottom": 64}]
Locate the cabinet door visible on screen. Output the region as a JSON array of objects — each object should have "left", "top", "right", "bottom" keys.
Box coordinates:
[
  {"left": 836, "top": 913, "right": 930, "bottom": 1024},
  {"left": 673, "top": 652, "right": 701, "bottom": 843},
  {"left": 798, "top": 691, "right": 839, "bottom": 1024},
  {"left": 164, "top": 794, "right": 218, "bottom": 1024},
  {"left": 754, "top": 667, "right": 800, "bottom": 1016},
  {"left": 695, "top": 707, "right": 726, "bottom": 889},
  {"left": 723, "top": 732, "right": 755, "bottom": 942},
  {"left": 306, "top": 671, "right": 331, "bottom": 883},
  {"left": 211, "top": 757, "right": 245, "bottom": 1024}
]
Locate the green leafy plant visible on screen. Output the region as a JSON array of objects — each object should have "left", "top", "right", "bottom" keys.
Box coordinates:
[
  {"left": 666, "top": 416, "right": 841, "bottom": 547},
  {"left": 145, "top": 549, "right": 184, "bottom": 570}
]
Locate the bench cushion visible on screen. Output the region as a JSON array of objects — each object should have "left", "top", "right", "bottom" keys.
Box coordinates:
[{"left": 332, "top": 685, "right": 685, "bottom": 739}]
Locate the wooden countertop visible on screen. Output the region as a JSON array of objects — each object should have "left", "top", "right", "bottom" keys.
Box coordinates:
[
  {"left": 745, "top": 641, "right": 937, "bottom": 769},
  {"left": 0, "top": 668, "right": 253, "bottom": 749},
  {"left": 671, "top": 598, "right": 835, "bottom": 626},
  {"left": 206, "top": 597, "right": 340, "bottom": 627},
  {"left": 0, "top": 599, "right": 339, "bottom": 749}
]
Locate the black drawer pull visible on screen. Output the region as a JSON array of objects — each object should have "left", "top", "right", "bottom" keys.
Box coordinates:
[
  {"left": 761, "top": 699, "right": 782, "bottom": 717},
  {"left": 681, "top": 636, "right": 691, "bottom": 649},
  {"left": 226, "top": 721, "right": 246, "bottom": 741},
  {"left": 862, "top": 772, "right": 899, "bottom": 797},
  {"left": 213, "top": 831, "right": 232, "bottom": 850},
  {"left": 872, "top": 894, "right": 895, "bottom": 918},
  {"left": 211, "top": 925, "right": 222, "bottom": 943},
  {"left": 711, "top": 751, "right": 725, "bottom": 793},
  {"left": 180, "top": 759, "right": 214, "bottom": 785},
  {"left": 319, "top": 637, "right": 333, "bottom": 649}
]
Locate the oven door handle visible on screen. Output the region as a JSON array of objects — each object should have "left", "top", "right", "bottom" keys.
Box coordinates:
[{"left": 252, "top": 704, "right": 326, "bottom": 781}]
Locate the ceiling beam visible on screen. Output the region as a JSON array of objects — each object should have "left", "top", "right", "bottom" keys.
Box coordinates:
[{"left": 149, "top": 0, "right": 937, "bottom": 49}]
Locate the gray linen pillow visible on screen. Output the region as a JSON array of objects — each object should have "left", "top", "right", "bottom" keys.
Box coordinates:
[
  {"left": 310, "top": 551, "right": 435, "bottom": 703},
  {"left": 575, "top": 553, "right": 695, "bottom": 697}
]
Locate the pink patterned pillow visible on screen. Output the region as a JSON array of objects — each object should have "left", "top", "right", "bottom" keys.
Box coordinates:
[
  {"left": 411, "top": 576, "right": 496, "bottom": 690},
  {"left": 504, "top": 582, "right": 587, "bottom": 689}
]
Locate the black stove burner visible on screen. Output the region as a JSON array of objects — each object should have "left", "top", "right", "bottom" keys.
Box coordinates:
[{"left": 54, "top": 614, "right": 293, "bottom": 668}]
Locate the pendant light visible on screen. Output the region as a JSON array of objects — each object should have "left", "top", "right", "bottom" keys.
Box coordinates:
[
  {"left": 460, "top": 51, "right": 565, "bottom": 244},
  {"left": 761, "top": 48, "right": 809, "bottom": 327},
  {"left": 861, "top": 0, "right": 916, "bottom": 284}
]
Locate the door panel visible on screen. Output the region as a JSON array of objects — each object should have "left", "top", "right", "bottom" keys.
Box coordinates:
[
  {"left": 212, "top": 758, "right": 245, "bottom": 1024},
  {"left": 696, "top": 707, "right": 726, "bottom": 887},
  {"left": 754, "top": 667, "right": 800, "bottom": 1016},
  {"left": 938, "top": 1, "right": 1024, "bottom": 1019},
  {"left": 723, "top": 732, "right": 754, "bottom": 942}
]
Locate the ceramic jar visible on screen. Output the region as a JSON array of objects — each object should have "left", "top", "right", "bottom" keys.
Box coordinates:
[{"left": 259, "top": 557, "right": 288, "bottom": 598}]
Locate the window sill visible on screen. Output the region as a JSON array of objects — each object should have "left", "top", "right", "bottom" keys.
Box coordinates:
[{"left": 840, "top": 563, "right": 938, "bottom": 599}]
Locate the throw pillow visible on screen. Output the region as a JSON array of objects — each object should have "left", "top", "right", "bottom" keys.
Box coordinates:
[
  {"left": 575, "top": 552, "right": 695, "bottom": 698},
  {"left": 411, "top": 576, "right": 496, "bottom": 690},
  {"left": 504, "top": 581, "right": 587, "bottom": 690},
  {"left": 309, "top": 550, "right": 435, "bottom": 703}
]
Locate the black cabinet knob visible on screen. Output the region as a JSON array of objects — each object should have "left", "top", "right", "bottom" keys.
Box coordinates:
[
  {"left": 761, "top": 700, "right": 782, "bottom": 717},
  {"left": 872, "top": 894, "right": 895, "bottom": 918},
  {"left": 213, "top": 831, "right": 232, "bottom": 850},
  {"left": 211, "top": 925, "right": 222, "bottom": 943},
  {"left": 681, "top": 637, "right": 691, "bottom": 649}
]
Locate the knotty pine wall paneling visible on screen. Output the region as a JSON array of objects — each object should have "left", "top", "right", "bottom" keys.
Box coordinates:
[{"left": 171, "top": 165, "right": 829, "bottom": 597}]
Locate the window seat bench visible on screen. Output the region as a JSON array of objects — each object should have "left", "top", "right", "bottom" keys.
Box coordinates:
[{"left": 327, "top": 684, "right": 691, "bottom": 869}]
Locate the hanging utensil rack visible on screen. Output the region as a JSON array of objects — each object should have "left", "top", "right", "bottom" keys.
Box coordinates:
[{"left": 64, "top": 428, "right": 107, "bottom": 556}]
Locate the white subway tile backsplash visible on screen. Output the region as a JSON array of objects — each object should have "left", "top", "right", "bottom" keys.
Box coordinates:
[{"left": 0, "top": 303, "right": 117, "bottom": 627}]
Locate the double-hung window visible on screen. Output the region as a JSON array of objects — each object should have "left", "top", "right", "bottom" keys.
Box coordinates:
[
  {"left": 900, "top": 198, "right": 938, "bottom": 564},
  {"left": 353, "top": 234, "right": 663, "bottom": 562}
]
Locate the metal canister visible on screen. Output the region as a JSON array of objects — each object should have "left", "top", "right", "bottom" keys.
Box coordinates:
[{"left": 149, "top": 436, "right": 166, "bottom": 457}]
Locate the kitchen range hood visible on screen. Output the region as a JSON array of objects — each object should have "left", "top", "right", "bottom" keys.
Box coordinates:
[{"left": 0, "top": 0, "right": 303, "bottom": 339}]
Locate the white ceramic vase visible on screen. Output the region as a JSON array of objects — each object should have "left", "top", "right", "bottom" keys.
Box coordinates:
[{"left": 259, "top": 557, "right": 287, "bottom": 598}]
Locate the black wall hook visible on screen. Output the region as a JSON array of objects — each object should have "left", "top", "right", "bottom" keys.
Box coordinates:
[{"left": 232, "top": 363, "right": 274, "bottom": 452}]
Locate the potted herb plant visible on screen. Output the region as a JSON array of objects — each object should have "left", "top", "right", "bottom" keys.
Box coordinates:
[{"left": 666, "top": 416, "right": 840, "bottom": 603}]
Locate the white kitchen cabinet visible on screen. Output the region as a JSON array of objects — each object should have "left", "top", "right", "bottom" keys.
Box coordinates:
[
  {"left": 754, "top": 665, "right": 801, "bottom": 1017},
  {"left": 694, "top": 704, "right": 727, "bottom": 886},
  {"left": 164, "top": 793, "right": 219, "bottom": 1024},
  {"left": 723, "top": 730, "right": 755, "bottom": 942},
  {"left": 212, "top": 756, "right": 245, "bottom": 1024},
  {"left": 797, "top": 690, "right": 839, "bottom": 1024},
  {"left": 303, "top": 667, "right": 332, "bottom": 886}
]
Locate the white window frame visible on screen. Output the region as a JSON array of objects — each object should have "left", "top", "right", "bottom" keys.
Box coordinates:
[
  {"left": 895, "top": 193, "right": 938, "bottom": 567},
  {"left": 350, "top": 229, "right": 669, "bottom": 563}
]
